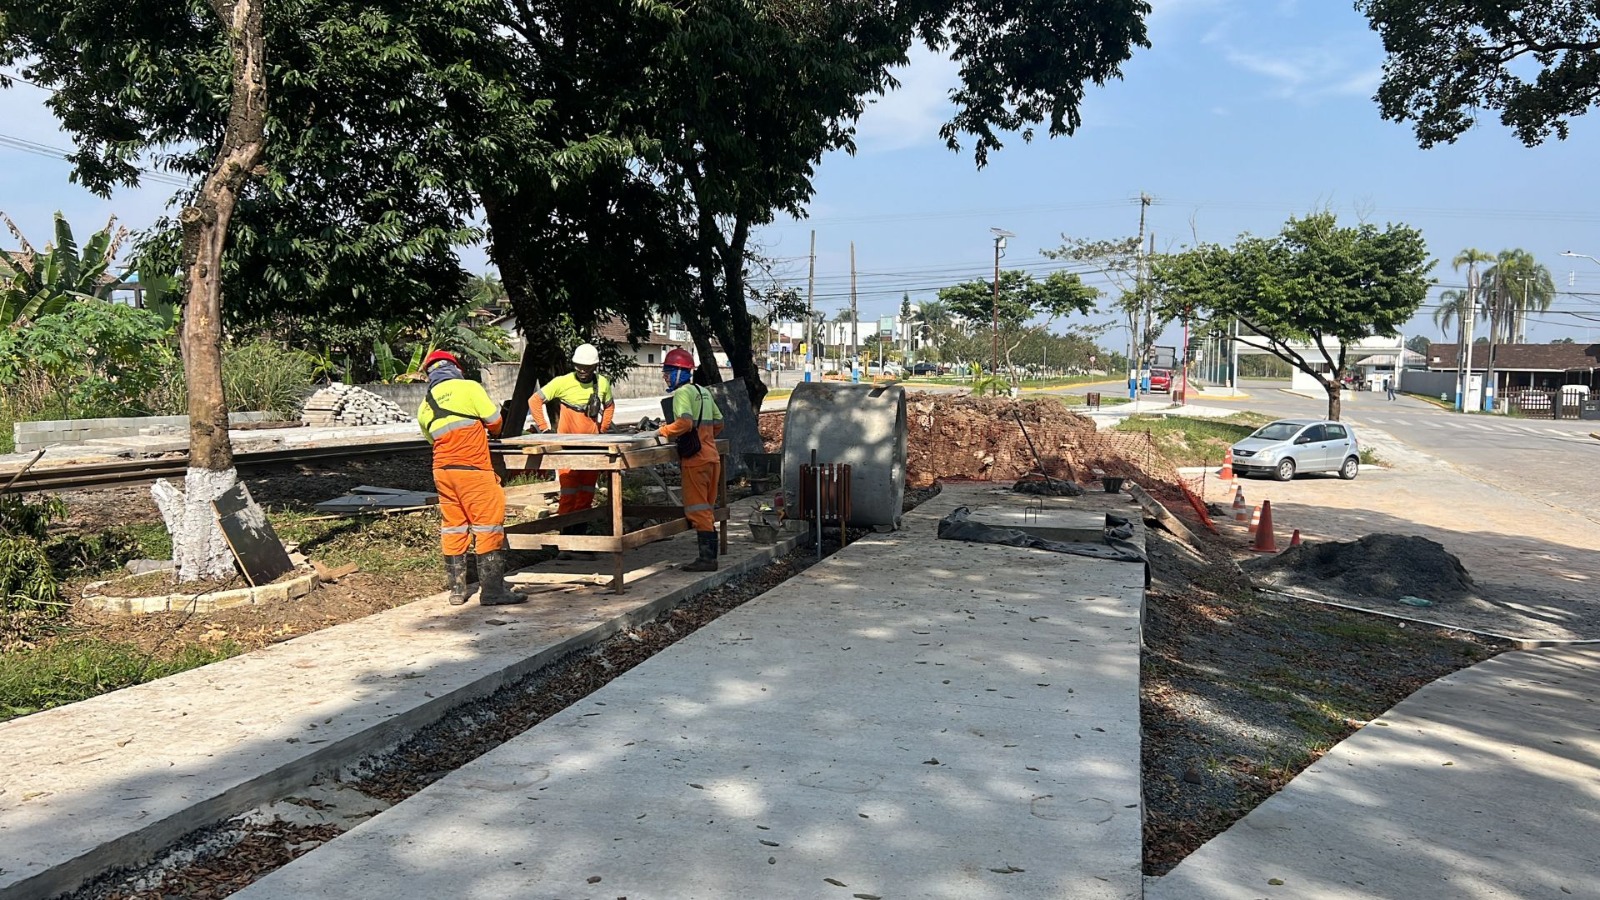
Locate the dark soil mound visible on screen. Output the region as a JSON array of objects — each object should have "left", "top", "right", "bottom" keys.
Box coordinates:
[{"left": 1243, "top": 533, "right": 1475, "bottom": 603}]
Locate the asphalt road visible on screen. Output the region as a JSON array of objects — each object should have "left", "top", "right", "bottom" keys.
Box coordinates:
[{"left": 1231, "top": 379, "right": 1600, "bottom": 528}]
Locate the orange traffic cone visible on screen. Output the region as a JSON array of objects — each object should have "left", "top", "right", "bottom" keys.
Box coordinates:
[
  {"left": 1231, "top": 486, "right": 1248, "bottom": 524},
  {"left": 1248, "top": 505, "right": 1261, "bottom": 534},
  {"left": 1288, "top": 529, "right": 1302, "bottom": 548},
  {"left": 1250, "top": 500, "right": 1279, "bottom": 553},
  {"left": 1219, "top": 448, "right": 1235, "bottom": 481}
]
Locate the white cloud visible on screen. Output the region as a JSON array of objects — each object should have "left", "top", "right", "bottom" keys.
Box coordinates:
[
  {"left": 851, "top": 45, "right": 960, "bottom": 154},
  {"left": 1223, "top": 44, "right": 1378, "bottom": 102}
]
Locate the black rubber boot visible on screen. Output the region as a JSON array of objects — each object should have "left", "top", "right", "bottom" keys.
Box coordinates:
[
  {"left": 682, "top": 530, "right": 718, "bottom": 572},
  {"left": 476, "top": 550, "right": 527, "bottom": 605},
  {"left": 444, "top": 554, "right": 469, "bottom": 606}
]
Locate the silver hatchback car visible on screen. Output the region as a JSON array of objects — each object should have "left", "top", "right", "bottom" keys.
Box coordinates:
[{"left": 1231, "top": 418, "right": 1360, "bottom": 482}]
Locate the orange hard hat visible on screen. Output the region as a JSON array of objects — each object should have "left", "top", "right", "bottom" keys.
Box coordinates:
[{"left": 663, "top": 348, "right": 695, "bottom": 370}]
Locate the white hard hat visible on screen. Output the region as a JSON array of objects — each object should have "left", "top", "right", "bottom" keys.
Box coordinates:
[{"left": 572, "top": 343, "right": 600, "bottom": 366}]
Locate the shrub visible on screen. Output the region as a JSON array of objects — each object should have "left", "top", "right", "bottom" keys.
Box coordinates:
[
  {"left": 222, "top": 339, "right": 316, "bottom": 417},
  {"left": 0, "top": 495, "right": 68, "bottom": 614}
]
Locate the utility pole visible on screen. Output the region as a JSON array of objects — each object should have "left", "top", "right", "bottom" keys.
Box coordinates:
[
  {"left": 1131, "top": 194, "right": 1150, "bottom": 399},
  {"left": 990, "top": 227, "right": 1014, "bottom": 374},
  {"left": 849, "top": 241, "right": 858, "bottom": 374},
  {"left": 1459, "top": 264, "right": 1479, "bottom": 411},
  {"left": 805, "top": 230, "right": 816, "bottom": 382}
]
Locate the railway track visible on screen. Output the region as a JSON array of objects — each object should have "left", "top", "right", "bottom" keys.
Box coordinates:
[{"left": 1, "top": 439, "right": 430, "bottom": 493}]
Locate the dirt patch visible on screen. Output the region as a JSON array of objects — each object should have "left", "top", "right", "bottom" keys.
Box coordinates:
[
  {"left": 1243, "top": 533, "right": 1476, "bottom": 605},
  {"left": 763, "top": 393, "right": 1175, "bottom": 491},
  {"left": 1141, "top": 508, "right": 1503, "bottom": 875}
]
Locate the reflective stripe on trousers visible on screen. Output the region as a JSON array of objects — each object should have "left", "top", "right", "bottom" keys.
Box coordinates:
[
  {"left": 680, "top": 461, "right": 721, "bottom": 532},
  {"left": 434, "top": 467, "right": 507, "bottom": 555}
]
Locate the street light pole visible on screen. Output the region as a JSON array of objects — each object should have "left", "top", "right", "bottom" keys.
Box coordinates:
[{"left": 990, "top": 228, "right": 1014, "bottom": 375}]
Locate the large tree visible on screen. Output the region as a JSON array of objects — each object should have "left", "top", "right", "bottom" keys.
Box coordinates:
[
  {"left": 0, "top": 0, "right": 508, "bottom": 579},
  {"left": 1359, "top": 1, "right": 1600, "bottom": 146},
  {"left": 1151, "top": 212, "right": 1434, "bottom": 420},
  {"left": 938, "top": 269, "right": 1098, "bottom": 378}
]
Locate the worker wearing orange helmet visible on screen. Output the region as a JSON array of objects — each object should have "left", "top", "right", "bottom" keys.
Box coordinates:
[
  {"left": 657, "top": 347, "right": 724, "bottom": 571},
  {"left": 416, "top": 350, "right": 523, "bottom": 606},
  {"left": 529, "top": 344, "right": 616, "bottom": 552}
]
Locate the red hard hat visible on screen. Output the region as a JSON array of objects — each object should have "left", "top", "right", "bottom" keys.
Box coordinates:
[
  {"left": 663, "top": 348, "right": 695, "bottom": 370},
  {"left": 422, "top": 349, "right": 460, "bottom": 371}
]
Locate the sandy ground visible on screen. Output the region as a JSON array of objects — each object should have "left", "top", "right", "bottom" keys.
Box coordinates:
[{"left": 1195, "top": 445, "right": 1600, "bottom": 642}]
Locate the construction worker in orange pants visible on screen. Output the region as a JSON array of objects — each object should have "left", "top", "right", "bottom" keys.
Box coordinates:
[
  {"left": 416, "top": 350, "right": 524, "bottom": 606},
  {"left": 528, "top": 343, "right": 615, "bottom": 557},
  {"left": 657, "top": 348, "right": 724, "bottom": 571}
]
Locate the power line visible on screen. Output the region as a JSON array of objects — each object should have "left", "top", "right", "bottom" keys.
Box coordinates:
[{"left": 0, "top": 131, "right": 191, "bottom": 188}]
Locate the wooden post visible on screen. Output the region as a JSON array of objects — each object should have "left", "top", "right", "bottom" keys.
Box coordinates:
[{"left": 610, "top": 469, "right": 625, "bottom": 592}]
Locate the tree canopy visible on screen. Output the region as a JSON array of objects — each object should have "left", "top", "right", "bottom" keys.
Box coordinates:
[
  {"left": 1358, "top": 0, "right": 1600, "bottom": 146},
  {"left": 1150, "top": 212, "right": 1434, "bottom": 419}
]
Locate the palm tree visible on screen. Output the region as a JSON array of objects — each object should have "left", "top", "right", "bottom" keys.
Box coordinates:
[
  {"left": 1480, "top": 249, "right": 1554, "bottom": 343},
  {"left": 1433, "top": 289, "right": 1468, "bottom": 340}
]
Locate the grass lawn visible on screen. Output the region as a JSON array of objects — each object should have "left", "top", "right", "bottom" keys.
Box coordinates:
[{"left": 1113, "top": 412, "right": 1276, "bottom": 468}]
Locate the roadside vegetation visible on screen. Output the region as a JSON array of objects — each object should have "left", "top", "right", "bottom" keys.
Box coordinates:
[{"left": 1112, "top": 413, "right": 1276, "bottom": 468}]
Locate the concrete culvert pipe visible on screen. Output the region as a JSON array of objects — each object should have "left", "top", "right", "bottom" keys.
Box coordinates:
[{"left": 781, "top": 382, "right": 907, "bottom": 528}]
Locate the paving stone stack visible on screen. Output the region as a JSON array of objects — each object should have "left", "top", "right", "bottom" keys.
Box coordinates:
[{"left": 300, "top": 383, "right": 413, "bottom": 427}]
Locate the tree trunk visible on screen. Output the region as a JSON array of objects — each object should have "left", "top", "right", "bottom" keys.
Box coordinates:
[
  {"left": 155, "top": 0, "right": 268, "bottom": 582},
  {"left": 481, "top": 193, "right": 572, "bottom": 437},
  {"left": 710, "top": 216, "right": 767, "bottom": 410},
  {"left": 1324, "top": 379, "right": 1342, "bottom": 421}
]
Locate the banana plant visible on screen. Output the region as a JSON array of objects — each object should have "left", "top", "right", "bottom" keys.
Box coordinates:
[{"left": 1, "top": 211, "right": 128, "bottom": 328}]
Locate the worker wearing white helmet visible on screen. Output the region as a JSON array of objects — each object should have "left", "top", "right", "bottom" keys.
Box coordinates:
[{"left": 529, "top": 344, "right": 616, "bottom": 549}]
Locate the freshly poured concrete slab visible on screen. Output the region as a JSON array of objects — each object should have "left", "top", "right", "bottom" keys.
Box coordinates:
[
  {"left": 236, "top": 484, "right": 1148, "bottom": 900},
  {"left": 0, "top": 497, "right": 797, "bottom": 900},
  {"left": 1145, "top": 646, "right": 1600, "bottom": 900},
  {"left": 955, "top": 487, "right": 1140, "bottom": 544}
]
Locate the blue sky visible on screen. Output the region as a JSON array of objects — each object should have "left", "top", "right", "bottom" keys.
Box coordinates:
[{"left": 4, "top": 0, "right": 1600, "bottom": 349}]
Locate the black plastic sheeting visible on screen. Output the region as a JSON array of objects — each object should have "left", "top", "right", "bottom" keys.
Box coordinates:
[{"left": 936, "top": 506, "right": 1147, "bottom": 570}]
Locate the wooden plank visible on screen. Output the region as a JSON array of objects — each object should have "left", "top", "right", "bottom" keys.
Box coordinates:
[
  {"left": 504, "top": 507, "right": 609, "bottom": 536},
  {"left": 619, "top": 517, "right": 694, "bottom": 550},
  {"left": 212, "top": 483, "right": 295, "bottom": 587},
  {"left": 502, "top": 571, "right": 612, "bottom": 586}
]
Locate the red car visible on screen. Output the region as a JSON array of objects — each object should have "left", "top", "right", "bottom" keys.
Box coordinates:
[{"left": 1149, "top": 369, "right": 1172, "bottom": 393}]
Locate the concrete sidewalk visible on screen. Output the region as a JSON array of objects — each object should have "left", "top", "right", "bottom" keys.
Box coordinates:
[
  {"left": 1146, "top": 645, "right": 1600, "bottom": 899},
  {"left": 233, "top": 484, "right": 1149, "bottom": 899},
  {"left": 0, "top": 498, "right": 805, "bottom": 900},
  {"left": 0, "top": 484, "right": 1149, "bottom": 899}
]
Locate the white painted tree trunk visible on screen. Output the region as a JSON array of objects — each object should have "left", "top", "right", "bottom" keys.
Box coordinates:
[{"left": 151, "top": 468, "right": 239, "bottom": 581}]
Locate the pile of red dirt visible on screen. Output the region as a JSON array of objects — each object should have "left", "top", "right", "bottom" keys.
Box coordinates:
[{"left": 759, "top": 393, "right": 1162, "bottom": 489}]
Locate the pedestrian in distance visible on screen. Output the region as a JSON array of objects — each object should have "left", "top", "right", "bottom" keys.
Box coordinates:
[
  {"left": 657, "top": 348, "right": 724, "bottom": 572},
  {"left": 529, "top": 343, "right": 616, "bottom": 558},
  {"left": 416, "top": 350, "right": 524, "bottom": 606},
  {"left": 1384, "top": 376, "right": 1396, "bottom": 401}
]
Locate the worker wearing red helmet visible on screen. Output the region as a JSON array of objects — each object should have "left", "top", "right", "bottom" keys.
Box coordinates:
[
  {"left": 657, "top": 347, "right": 724, "bottom": 571},
  {"left": 416, "top": 350, "right": 523, "bottom": 606},
  {"left": 528, "top": 344, "right": 616, "bottom": 555}
]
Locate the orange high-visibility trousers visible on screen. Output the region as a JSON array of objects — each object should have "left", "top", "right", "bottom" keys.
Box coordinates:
[
  {"left": 680, "top": 461, "right": 721, "bottom": 532},
  {"left": 434, "top": 467, "right": 506, "bottom": 555},
  {"left": 556, "top": 469, "right": 600, "bottom": 516}
]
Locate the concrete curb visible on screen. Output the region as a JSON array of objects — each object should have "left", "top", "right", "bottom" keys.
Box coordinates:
[{"left": 82, "top": 569, "right": 320, "bottom": 615}]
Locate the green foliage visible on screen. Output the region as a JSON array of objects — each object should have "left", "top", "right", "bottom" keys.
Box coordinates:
[
  {"left": 1112, "top": 413, "right": 1275, "bottom": 468},
  {"left": 0, "top": 495, "right": 68, "bottom": 613},
  {"left": 0, "top": 302, "right": 178, "bottom": 419},
  {"left": 971, "top": 375, "right": 1013, "bottom": 397},
  {"left": 938, "top": 269, "right": 1099, "bottom": 329},
  {"left": 221, "top": 340, "right": 315, "bottom": 417},
  {"left": 1150, "top": 212, "right": 1434, "bottom": 417},
  {"left": 0, "top": 211, "right": 126, "bottom": 327},
  {"left": 0, "top": 639, "right": 241, "bottom": 719},
  {"left": 1358, "top": 0, "right": 1600, "bottom": 147}
]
